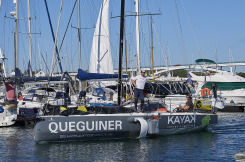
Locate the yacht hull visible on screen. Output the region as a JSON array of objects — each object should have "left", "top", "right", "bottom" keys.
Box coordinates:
[
  {"left": 33, "top": 112, "right": 217, "bottom": 142},
  {"left": 0, "top": 108, "right": 17, "bottom": 127}
]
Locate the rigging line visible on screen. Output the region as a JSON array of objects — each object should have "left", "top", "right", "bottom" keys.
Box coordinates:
[
  {"left": 180, "top": 0, "right": 203, "bottom": 59},
  {"left": 174, "top": 0, "right": 187, "bottom": 64},
  {"left": 32, "top": 0, "right": 42, "bottom": 34},
  {"left": 40, "top": 51, "right": 50, "bottom": 74},
  {"left": 111, "top": 13, "right": 162, "bottom": 19},
  {"left": 58, "top": 0, "right": 77, "bottom": 54},
  {"left": 138, "top": 14, "right": 146, "bottom": 67},
  {"left": 44, "top": 0, "right": 63, "bottom": 73},
  {"left": 152, "top": 22, "right": 169, "bottom": 74},
  {"left": 52, "top": 0, "right": 77, "bottom": 73},
  {"left": 3, "top": 10, "right": 6, "bottom": 55}
]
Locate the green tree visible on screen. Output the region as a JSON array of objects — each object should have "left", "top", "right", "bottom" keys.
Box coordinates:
[
  {"left": 237, "top": 72, "right": 245, "bottom": 78},
  {"left": 172, "top": 69, "right": 188, "bottom": 77}
]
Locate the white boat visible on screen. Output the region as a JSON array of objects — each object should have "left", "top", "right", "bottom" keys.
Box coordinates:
[
  {"left": 190, "top": 70, "right": 245, "bottom": 104},
  {"left": 0, "top": 82, "right": 18, "bottom": 127},
  {"left": 17, "top": 77, "right": 77, "bottom": 122},
  {"left": 0, "top": 101, "right": 17, "bottom": 127},
  {"left": 0, "top": 49, "right": 18, "bottom": 127}
]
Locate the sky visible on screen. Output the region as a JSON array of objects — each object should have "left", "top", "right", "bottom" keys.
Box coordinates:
[{"left": 0, "top": 0, "right": 245, "bottom": 75}]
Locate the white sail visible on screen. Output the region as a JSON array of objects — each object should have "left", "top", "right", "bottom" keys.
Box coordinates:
[{"left": 88, "top": 0, "right": 114, "bottom": 74}]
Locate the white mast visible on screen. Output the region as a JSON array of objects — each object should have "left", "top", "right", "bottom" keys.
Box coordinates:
[
  {"left": 15, "top": 0, "right": 19, "bottom": 69},
  {"left": 135, "top": 0, "right": 141, "bottom": 75},
  {"left": 78, "top": 0, "right": 82, "bottom": 91},
  {"left": 27, "top": 0, "right": 32, "bottom": 76},
  {"left": 12, "top": 0, "right": 19, "bottom": 69},
  {"left": 78, "top": 0, "right": 81, "bottom": 69},
  {"left": 50, "top": 0, "right": 63, "bottom": 76}
]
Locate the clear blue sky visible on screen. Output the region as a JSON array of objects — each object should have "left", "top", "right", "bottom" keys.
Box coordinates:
[{"left": 0, "top": 0, "right": 245, "bottom": 74}]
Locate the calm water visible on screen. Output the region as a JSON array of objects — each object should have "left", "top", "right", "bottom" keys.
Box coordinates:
[{"left": 0, "top": 112, "right": 245, "bottom": 162}]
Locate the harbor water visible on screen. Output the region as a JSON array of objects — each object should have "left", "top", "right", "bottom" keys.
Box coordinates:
[{"left": 0, "top": 112, "right": 245, "bottom": 161}]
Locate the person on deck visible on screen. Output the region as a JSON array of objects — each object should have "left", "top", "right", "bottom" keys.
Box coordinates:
[
  {"left": 177, "top": 94, "right": 194, "bottom": 112},
  {"left": 130, "top": 70, "right": 160, "bottom": 112}
]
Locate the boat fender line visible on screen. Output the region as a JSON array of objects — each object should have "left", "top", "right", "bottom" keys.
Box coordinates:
[
  {"left": 134, "top": 117, "right": 148, "bottom": 138},
  {"left": 201, "top": 88, "right": 210, "bottom": 97}
]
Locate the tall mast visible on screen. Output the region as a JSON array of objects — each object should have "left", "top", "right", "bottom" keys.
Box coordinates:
[
  {"left": 125, "top": 39, "right": 127, "bottom": 73},
  {"left": 14, "top": 0, "right": 19, "bottom": 70},
  {"left": 49, "top": 0, "right": 63, "bottom": 76},
  {"left": 135, "top": 0, "right": 140, "bottom": 75},
  {"left": 27, "top": 0, "right": 32, "bottom": 76},
  {"left": 151, "top": 16, "right": 153, "bottom": 76},
  {"left": 78, "top": 0, "right": 82, "bottom": 91},
  {"left": 44, "top": 0, "right": 63, "bottom": 74},
  {"left": 117, "top": 0, "right": 125, "bottom": 106},
  {"left": 78, "top": 0, "right": 81, "bottom": 69}
]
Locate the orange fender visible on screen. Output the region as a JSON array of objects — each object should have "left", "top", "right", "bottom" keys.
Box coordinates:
[{"left": 159, "top": 107, "right": 167, "bottom": 112}]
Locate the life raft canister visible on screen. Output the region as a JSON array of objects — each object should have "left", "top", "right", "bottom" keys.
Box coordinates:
[{"left": 201, "top": 88, "right": 210, "bottom": 97}]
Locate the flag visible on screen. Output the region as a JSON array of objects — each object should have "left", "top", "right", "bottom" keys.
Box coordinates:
[
  {"left": 60, "top": 106, "right": 67, "bottom": 111},
  {"left": 27, "top": 60, "right": 32, "bottom": 76},
  {"left": 188, "top": 73, "right": 194, "bottom": 89},
  {"left": 77, "top": 106, "right": 87, "bottom": 112}
]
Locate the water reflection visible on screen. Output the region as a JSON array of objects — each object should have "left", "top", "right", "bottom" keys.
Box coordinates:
[
  {"left": 34, "top": 131, "right": 218, "bottom": 161},
  {"left": 0, "top": 125, "right": 35, "bottom": 161}
]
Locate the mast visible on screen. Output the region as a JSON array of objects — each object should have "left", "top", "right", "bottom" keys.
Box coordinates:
[
  {"left": 78, "top": 0, "right": 82, "bottom": 91},
  {"left": 44, "top": 0, "right": 63, "bottom": 74},
  {"left": 117, "top": 0, "right": 125, "bottom": 105},
  {"left": 125, "top": 39, "right": 127, "bottom": 73},
  {"left": 135, "top": 0, "right": 141, "bottom": 75},
  {"left": 14, "top": 0, "right": 19, "bottom": 70},
  {"left": 150, "top": 16, "right": 153, "bottom": 76},
  {"left": 27, "top": 0, "right": 32, "bottom": 76},
  {"left": 49, "top": 0, "right": 63, "bottom": 76}
]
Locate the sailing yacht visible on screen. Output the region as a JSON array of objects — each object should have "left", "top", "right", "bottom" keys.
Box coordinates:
[
  {"left": 0, "top": 47, "right": 18, "bottom": 127},
  {"left": 0, "top": 81, "right": 18, "bottom": 127},
  {"left": 33, "top": 0, "right": 218, "bottom": 143}
]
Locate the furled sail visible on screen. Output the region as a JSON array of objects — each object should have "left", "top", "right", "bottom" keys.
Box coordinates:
[{"left": 89, "top": 0, "right": 113, "bottom": 74}]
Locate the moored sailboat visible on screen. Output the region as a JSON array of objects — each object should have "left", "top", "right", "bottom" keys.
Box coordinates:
[
  {"left": 0, "top": 81, "right": 18, "bottom": 127},
  {"left": 33, "top": 0, "right": 218, "bottom": 143},
  {"left": 0, "top": 48, "right": 18, "bottom": 127}
]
